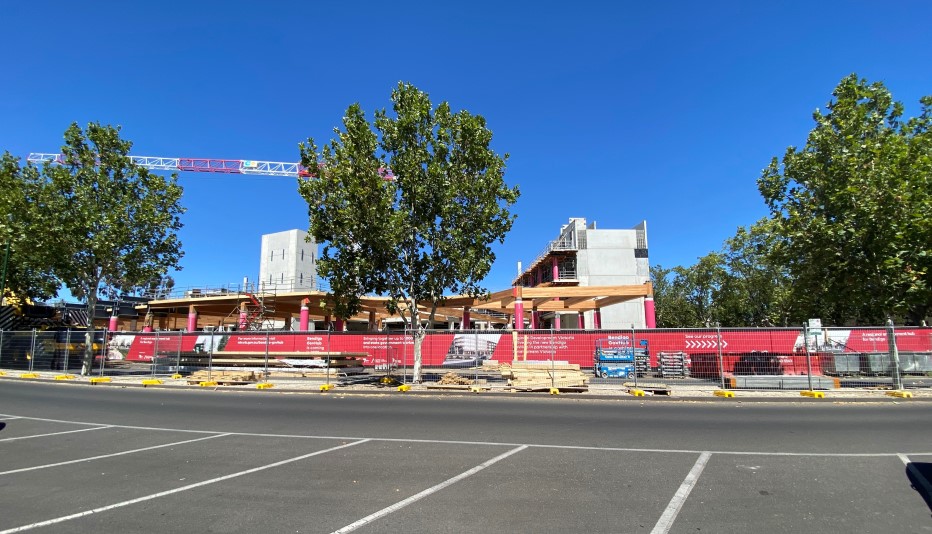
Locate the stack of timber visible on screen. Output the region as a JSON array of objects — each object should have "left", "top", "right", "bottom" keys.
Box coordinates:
[
  {"left": 426, "top": 371, "right": 489, "bottom": 391},
  {"left": 185, "top": 370, "right": 257, "bottom": 385},
  {"left": 501, "top": 361, "right": 589, "bottom": 392}
]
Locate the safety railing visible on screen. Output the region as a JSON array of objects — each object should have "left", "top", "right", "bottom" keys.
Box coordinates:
[{"left": 2, "top": 326, "right": 929, "bottom": 394}]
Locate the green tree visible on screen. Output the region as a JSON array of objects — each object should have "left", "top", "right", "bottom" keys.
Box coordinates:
[
  {"left": 37, "top": 123, "right": 185, "bottom": 374},
  {"left": 650, "top": 264, "right": 698, "bottom": 327},
  {"left": 716, "top": 220, "right": 796, "bottom": 326},
  {"left": 299, "top": 83, "right": 519, "bottom": 382},
  {"left": 759, "top": 74, "right": 932, "bottom": 325},
  {"left": 0, "top": 152, "right": 59, "bottom": 303}
]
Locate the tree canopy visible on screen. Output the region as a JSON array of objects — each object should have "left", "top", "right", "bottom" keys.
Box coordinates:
[
  {"left": 0, "top": 153, "right": 59, "bottom": 302},
  {"left": 299, "top": 83, "right": 519, "bottom": 381},
  {"left": 759, "top": 74, "right": 932, "bottom": 325},
  {"left": 36, "top": 122, "right": 186, "bottom": 373}
]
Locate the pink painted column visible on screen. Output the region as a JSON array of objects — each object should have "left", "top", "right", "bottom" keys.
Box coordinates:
[
  {"left": 239, "top": 303, "right": 249, "bottom": 330},
  {"left": 108, "top": 315, "right": 118, "bottom": 332},
  {"left": 593, "top": 309, "right": 602, "bottom": 330},
  {"left": 299, "top": 304, "right": 310, "bottom": 331},
  {"left": 552, "top": 257, "right": 559, "bottom": 281},
  {"left": 143, "top": 325, "right": 153, "bottom": 333},
  {"left": 514, "top": 300, "right": 524, "bottom": 331},
  {"left": 554, "top": 313, "right": 561, "bottom": 331},
  {"left": 462, "top": 308, "right": 471, "bottom": 330},
  {"left": 577, "top": 313, "right": 585, "bottom": 330},
  {"left": 530, "top": 311, "right": 539, "bottom": 330},
  {"left": 644, "top": 296, "right": 656, "bottom": 328},
  {"left": 334, "top": 318, "right": 344, "bottom": 332},
  {"left": 187, "top": 305, "right": 197, "bottom": 332}
]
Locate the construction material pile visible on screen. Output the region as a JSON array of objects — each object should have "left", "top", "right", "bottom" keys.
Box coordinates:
[
  {"left": 500, "top": 361, "right": 589, "bottom": 391},
  {"left": 185, "top": 370, "right": 257, "bottom": 385},
  {"left": 437, "top": 372, "right": 474, "bottom": 385}
]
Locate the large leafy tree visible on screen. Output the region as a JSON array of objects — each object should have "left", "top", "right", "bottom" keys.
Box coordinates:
[
  {"left": 716, "top": 220, "right": 796, "bottom": 327},
  {"left": 0, "top": 153, "right": 59, "bottom": 303},
  {"left": 299, "top": 83, "right": 519, "bottom": 382},
  {"left": 37, "top": 122, "right": 185, "bottom": 374},
  {"left": 759, "top": 75, "right": 932, "bottom": 325}
]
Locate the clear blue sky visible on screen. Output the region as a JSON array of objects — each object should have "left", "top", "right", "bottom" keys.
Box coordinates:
[{"left": 2, "top": 1, "right": 931, "bottom": 297}]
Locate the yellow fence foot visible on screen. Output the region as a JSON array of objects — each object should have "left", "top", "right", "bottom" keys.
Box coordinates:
[
  {"left": 142, "top": 379, "right": 163, "bottom": 386},
  {"left": 714, "top": 390, "right": 735, "bottom": 398},
  {"left": 550, "top": 388, "right": 560, "bottom": 395},
  {"left": 90, "top": 377, "right": 112, "bottom": 384},
  {"left": 886, "top": 390, "right": 913, "bottom": 398},
  {"left": 256, "top": 383, "right": 274, "bottom": 389},
  {"left": 55, "top": 375, "right": 76, "bottom": 380},
  {"left": 800, "top": 390, "right": 825, "bottom": 398},
  {"left": 397, "top": 384, "right": 411, "bottom": 392},
  {"left": 628, "top": 389, "right": 645, "bottom": 396},
  {"left": 171, "top": 374, "right": 183, "bottom": 379},
  {"left": 320, "top": 384, "right": 335, "bottom": 392},
  {"left": 198, "top": 381, "right": 218, "bottom": 387},
  {"left": 19, "top": 373, "right": 40, "bottom": 379}
]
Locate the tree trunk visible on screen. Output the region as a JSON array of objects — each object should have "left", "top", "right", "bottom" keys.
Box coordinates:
[
  {"left": 82, "top": 294, "right": 97, "bottom": 376},
  {"left": 411, "top": 303, "right": 423, "bottom": 383}
]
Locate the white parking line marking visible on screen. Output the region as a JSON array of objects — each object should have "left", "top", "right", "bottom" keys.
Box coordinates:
[
  {"left": 0, "top": 426, "right": 112, "bottom": 442},
  {"left": 650, "top": 451, "right": 711, "bottom": 534},
  {"left": 0, "top": 434, "right": 230, "bottom": 475},
  {"left": 898, "top": 454, "right": 932, "bottom": 498},
  {"left": 331, "top": 445, "right": 529, "bottom": 534},
  {"left": 3, "top": 414, "right": 932, "bottom": 457},
  {"left": 0, "top": 439, "right": 370, "bottom": 534},
  {"left": 1, "top": 416, "right": 23, "bottom": 420}
]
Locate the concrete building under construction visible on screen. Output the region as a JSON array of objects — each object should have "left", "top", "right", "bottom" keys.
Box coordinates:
[{"left": 513, "top": 218, "right": 654, "bottom": 330}]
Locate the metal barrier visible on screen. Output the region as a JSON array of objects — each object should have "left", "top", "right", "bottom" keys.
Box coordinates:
[{"left": 1, "top": 326, "right": 929, "bottom": 393}]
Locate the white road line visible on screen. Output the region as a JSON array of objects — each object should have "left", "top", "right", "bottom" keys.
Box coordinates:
[
  {"left": 0, "top": 426, "right": 112, "bottom": 442},
  {"left": 0, "top": 434, "right": 230, "bottom": 476},
  {"left": 3, "top": 414, "right": 932, "bottom": 457},
  {"left": 650, "top": 451, "right": 711, "bottom": 534},
  {"left": 1, "top": 416, "right": 23, "bottom": 420},
  {"left": 331, "top": 445, "right": 528, "bottom": 534},
  {"left": 898, "top": 454, "right": 932, "bottom": 498},
  {"left": 0, "top": 439, "right": 370, "bottom": 534}
]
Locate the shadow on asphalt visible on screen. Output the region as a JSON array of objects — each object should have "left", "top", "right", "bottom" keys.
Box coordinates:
[
  {"left": 0, "top": 422, "right": 5, "bottom": 432},
  {"left": 906, "top": 462, "right": 932, "bottom": 514}
]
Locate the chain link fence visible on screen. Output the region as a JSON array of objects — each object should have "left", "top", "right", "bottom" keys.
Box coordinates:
[{"left": 2, "top": 326, "right": 930, "bottom": 392}]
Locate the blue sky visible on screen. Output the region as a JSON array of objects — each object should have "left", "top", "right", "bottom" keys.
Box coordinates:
[{"left": 2, "top": 1, "right": 931, "bottom": 298}]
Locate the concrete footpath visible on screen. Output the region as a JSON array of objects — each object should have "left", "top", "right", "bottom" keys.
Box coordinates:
[{"left": 2, "top": 369, "right": 930, "bottom": 401}]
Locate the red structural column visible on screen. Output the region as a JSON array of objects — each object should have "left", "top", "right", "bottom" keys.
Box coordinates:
[
  {"left": 299, "top": 303, "right": 309, "bottom": 331},
  {"left": 577, "top": 313, "right": 585, "bottom": 330},
  {"left": 462, "top": 308, "right": 471, "bottom": 330},
  {"left": 368, "top": 310, "right": 377, "bottom": 331},
  {"left": 334, "top": 318, "right": 344, "bottom": 332},
  {"left": 644, "top": 296, "right": 656, "bottom": 328},
  {"left": 187, "top": 305, "right": 197, "bottom": 332},
  {"left": 593, "top": 309, "right": 602, "bottom": 330},
  {"left": 554, "top": 313, "right": 561, "bottom": 330},
  {"left": 238, "top": 302, "right": 248, "bottom": 330},
  {"left": 108, "top": 315, "right": 118, "bottom": 332},
  {"left": 514, "top": 301, "right": 524, "bottom": 330},
  {"left": 530, "top": 310, "right": 539, "bottom": 330}
]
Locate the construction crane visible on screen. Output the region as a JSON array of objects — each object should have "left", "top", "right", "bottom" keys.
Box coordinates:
[
  {"left": 27, "top": 153, "right": 309, "bottom": 177},
  {"left": 27, "top": 153, "right": 396, "bottom": 180}
]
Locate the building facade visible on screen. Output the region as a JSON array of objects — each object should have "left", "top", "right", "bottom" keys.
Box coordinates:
[
  {"left": 258, "top": 229, "right": 317, "bottom": 292},
  {"left": 514, "top": 218, "right": 652, "bottom": 329}
]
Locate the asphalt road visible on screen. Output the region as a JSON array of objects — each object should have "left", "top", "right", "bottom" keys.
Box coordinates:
[{"left": 1, "top": 380, "right": 930, "bottom": 533}]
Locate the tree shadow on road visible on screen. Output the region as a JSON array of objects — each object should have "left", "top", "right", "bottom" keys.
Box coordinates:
[{"left": 906, "top": 462, "right": 932, "bottom": 514}]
